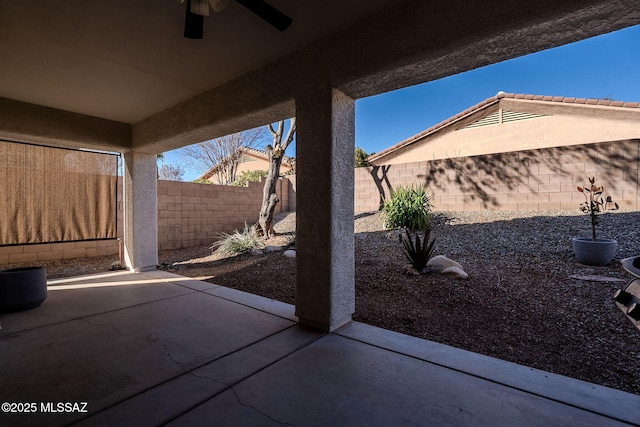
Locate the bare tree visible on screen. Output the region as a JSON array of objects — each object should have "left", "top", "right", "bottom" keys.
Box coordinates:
[
  {"left": 180, "top": 128, "right": 266, "bottom": 185},
  {"left": 158, "top": 163, "right": 185, "bottom": 181},
  {"left": 257, "top": 119, "right": 296, "bottom": 237}
]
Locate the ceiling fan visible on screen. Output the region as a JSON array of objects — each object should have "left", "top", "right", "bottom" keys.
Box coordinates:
[{"left": 180, "top": 0, "right": 292, "bottom": 39}]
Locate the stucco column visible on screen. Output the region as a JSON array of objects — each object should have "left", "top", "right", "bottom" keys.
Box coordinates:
[
  {"left": 295, "top": 86, "right": 355, "bottom": 331},
  {"left": 122, "top": 151, "right": 158, "bottom": 272}
]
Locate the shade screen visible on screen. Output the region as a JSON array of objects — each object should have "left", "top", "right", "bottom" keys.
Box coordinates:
[{"left": 0, "top": 141, "right": 118, "bottom": 245}]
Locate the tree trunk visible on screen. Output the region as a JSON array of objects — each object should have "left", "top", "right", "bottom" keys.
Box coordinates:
[
  {"left": 258, "top": 153, "right": 282, "bottom": 237},
  {"left": 256, "top": 119, "right": 296, "bottom": 238}
]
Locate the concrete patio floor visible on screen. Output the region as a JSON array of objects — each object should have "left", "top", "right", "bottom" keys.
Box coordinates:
[{"left": 1, "top": 270, "right": 639, "bottom": 426}]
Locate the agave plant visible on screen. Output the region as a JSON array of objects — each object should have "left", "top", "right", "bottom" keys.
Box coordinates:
[{"left": 401, "top": 228, "right": 436, "bottom": 274}]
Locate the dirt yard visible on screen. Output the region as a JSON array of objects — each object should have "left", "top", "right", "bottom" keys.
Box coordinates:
[{"left": 23, "top": 210, "right": 640, "bottom": 395}]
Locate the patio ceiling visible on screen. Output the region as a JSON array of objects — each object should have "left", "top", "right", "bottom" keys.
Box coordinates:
[
  {"left": 2, "top": 1, "right": 639, "bottom": 154},
  {"left": 0, "top": 0, "right": 404, "bottom": 124}
]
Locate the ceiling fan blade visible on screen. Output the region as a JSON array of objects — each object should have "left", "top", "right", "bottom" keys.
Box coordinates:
[
  {"left": 234, "top": 0, "right": 292, "bottom": 31},
  {"left": 184, "top": 0, "right": 204, "bottom": 39}
]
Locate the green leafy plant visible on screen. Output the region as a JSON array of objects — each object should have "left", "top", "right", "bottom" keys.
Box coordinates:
[
  {"left": 232, "top": 170, "right": 268, "bottom": 186},
  {"left": 382, "top": 184, "right": 431, "bottom": 230},
  {"left": 354, "top": 147, "right": 370, "bottom": 168},
  {"left": 577, "top": 176, "right": 619, "bottom": 241},
  {"left": 401, "top": 228, "right": 436, "bottom": 273},
  {"left": 211, "top": 223, "right": 264, "bottom": 256}
]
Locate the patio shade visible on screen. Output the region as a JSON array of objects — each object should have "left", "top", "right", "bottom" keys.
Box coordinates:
[{"left": 0, "top": 141, "right": 118, "bottom": 245}]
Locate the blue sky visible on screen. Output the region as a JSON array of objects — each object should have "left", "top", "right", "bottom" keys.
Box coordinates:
[
  {"left": 356, "top": 24, "right": 640, "bottom": 155},
  {"left": 171, "top": 24, "right": 640, "bottom": 181}
]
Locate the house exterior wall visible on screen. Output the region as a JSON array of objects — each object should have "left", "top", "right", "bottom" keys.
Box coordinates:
[
  {"left": 376, "top": 104, "right": 640, "bottom": 165},
  {"left": 356, "top": 139, "right": 640, "bottom": 213},
  {"left": 205, "top": 154, "right": 294, "bottom": 184},
  {"left": 235, "top": 156, "right": 271, "bottom": 176},
  {"left": 1, "top": 176, "right": 295, "bottom": 264},
  {"left": 235, "top": 156, "right": 294, "bottom": 177}
]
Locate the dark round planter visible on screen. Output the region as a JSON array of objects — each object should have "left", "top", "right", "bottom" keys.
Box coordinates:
[
  {"left": 0, "top": 266, "right": 48, "bottom": 312},
  {"left": 572, "top": 237, "right": 618, "bottom": 266},
  {"left": 621, "top": 256, "right": 640, "bottom": 278}
]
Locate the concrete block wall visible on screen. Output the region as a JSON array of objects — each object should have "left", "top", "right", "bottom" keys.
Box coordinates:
[
  {"left": 355, "top": 139, "right": 640, "bottom": 213},
  {"left": 0, "top": 239, "right": 121, "bottom": 265},
  {"left": 1, "top": 176, "right": 294, "bottom": 264},
  {"left": 285, "top": 175, "right": 297, "bottom": 211},
  {"left": 157, "top": 177, "right": 288, "bottom": 250}
]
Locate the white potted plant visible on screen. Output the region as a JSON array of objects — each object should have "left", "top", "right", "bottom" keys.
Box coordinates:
[{"left": 572, "top": 177, "right": 619, "bottom": 266}]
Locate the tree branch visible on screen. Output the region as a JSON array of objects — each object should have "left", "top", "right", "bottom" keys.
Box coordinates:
[
  {"left": 282, "top": 118, "right": 296, "bottom": 151},
  {"left": 268, "top": 122, "right": 278, "bottom": 138}
]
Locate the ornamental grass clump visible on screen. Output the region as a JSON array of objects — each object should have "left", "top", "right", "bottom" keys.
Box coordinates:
[
  {"left": 211, "top": 223, "right": 264, "bottom": 256},
  {"left": 577, "top": 176, "right": 619, "bottom": 241},
  {"left": 382, "top": 184, "right": 431, "bottom": 231}
]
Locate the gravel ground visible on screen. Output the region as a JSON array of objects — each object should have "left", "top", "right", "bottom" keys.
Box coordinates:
[{"left": 9, "top": 209, "right": 640, "bottom": 395}]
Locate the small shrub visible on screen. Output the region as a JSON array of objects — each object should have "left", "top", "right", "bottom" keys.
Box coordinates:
[
  {"left": 382, "top": 184, "right": 431, "bottom": 230},
  {"left": 232, "top": 170, "right": 268, "bottom": 187},
  {"left": 402, "top": 228, "right": 436, "bottom": 273},
  {"left": 192, "top": 178, "right": 212, "bottom": 184},
  {"left": 211, "top": 223, "right": 264, "bottom": 256}
]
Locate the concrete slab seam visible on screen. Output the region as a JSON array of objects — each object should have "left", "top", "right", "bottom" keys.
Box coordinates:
[
  {"left": 162, "top": 328, "right": 328, "bottom": 425},
  {"left": 197, "top": 289, "right": 297, "bottom": 323},
  {"left": 331, "top": 331, "right": 634, "bottom": 425},
  {"left": 81, "top": 324, "right": 311, "bottom": 424}
]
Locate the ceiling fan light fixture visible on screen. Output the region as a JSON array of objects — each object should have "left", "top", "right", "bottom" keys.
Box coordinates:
[{"left": 191, "top": 0, "right": 210, "bottom": 16}]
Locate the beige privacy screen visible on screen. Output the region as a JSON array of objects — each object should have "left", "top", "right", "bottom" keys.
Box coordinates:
[{"left": 0, "top": 141, "right": 118, "bottom": 245}]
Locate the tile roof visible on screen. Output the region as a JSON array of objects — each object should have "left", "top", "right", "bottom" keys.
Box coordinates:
[{"left": 367, "top": 92, "right": 640, "bottom": 163}]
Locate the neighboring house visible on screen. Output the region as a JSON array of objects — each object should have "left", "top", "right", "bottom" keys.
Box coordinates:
[
  {"left": 197, "top": 147, "right": 294, "bottom": 184},
  {"left": 368, "top": 92, "right": 640, "bottom": 165}
]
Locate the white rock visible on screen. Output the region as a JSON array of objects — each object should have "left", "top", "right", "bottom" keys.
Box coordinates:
[
  {"left": 283, "top": 249, "right": 296, "bottom": 258},
  {"left": 427, "top": 255, "right": 462, "bottom": 272},
  {"left": 385, "top": 230, "right": 403, "bottom": 241},
  {"left": 441, "top": 266, "right": 469, "bottom": 280}
]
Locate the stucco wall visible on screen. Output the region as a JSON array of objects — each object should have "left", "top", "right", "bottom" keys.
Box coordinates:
[
  {"left": 356, "top": 139, "right": 640, "bottom": 213},
  {"left": 377, "top": 102, "right": 640, "bottom": 165},
  {"left": 1, "top": 176, "right": 294, "bottom": 264},
  {"left": 235, "top": 157, "right": 293, "bottom": 177},
  {"left": 205, "top": 157, "right": 294, "bottom": 184}
]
